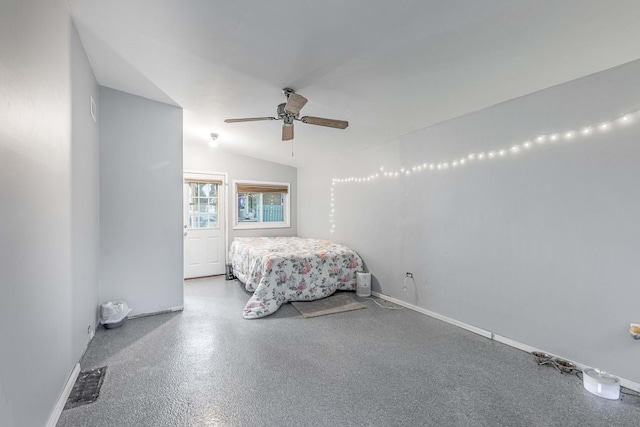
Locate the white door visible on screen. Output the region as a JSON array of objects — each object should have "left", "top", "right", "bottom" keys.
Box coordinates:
[{"left": 184, "top": 174, "right": 226, "bottom": 278}]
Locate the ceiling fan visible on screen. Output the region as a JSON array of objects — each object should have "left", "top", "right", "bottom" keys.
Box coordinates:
[{"left": 224, "top": 88, "right": 349, "bottom": 141}]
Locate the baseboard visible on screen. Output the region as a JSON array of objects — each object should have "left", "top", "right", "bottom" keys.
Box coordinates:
[
  {"left": 619, "top": 376, "right": 640, "bottom": 392},
  {"left": 371, "top": 291, "right": 492, "bottom": 338},
  {"left": 129, "top": 305, "right": 184, "bottom": 319},
  {"left": 492, "top": 333, "right": 640, "bottom": 393},
  {"left": 45, "top": 363, "right": 80, "bottom": 427},
  {"left": 491, "top": 334, "right": 540, "bottom": 354},
  {"left": 80, "top": 327, "right": 96, "bottom": 360},
  {"left": 370, "top": 291, "right": 640, "bottom": 394}
]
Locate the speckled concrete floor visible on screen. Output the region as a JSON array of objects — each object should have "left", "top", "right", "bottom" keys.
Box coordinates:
[{"left": 57, "top": 276, "right": 640, "bottom": 427}]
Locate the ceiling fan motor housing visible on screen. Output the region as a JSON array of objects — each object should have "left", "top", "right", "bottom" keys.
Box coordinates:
[
  {"left": 278, "top": 103, "right": 297, "bottom": 124},
  {"left": 277, "top": 103, "right": 287, "bottom": 117}
]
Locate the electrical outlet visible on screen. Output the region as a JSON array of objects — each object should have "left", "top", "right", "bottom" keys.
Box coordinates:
[{"left": 406, "top": 272, "right": 413, "bottom": 278}]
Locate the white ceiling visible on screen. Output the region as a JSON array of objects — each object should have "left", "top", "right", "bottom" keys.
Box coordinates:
[{"left": 68, "top": 0, "right": 640, "bottom": 167}]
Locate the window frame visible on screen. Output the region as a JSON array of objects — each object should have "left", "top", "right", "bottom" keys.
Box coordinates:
[{"left": 232, "top": 179, "right": 291, "bottom": 230}]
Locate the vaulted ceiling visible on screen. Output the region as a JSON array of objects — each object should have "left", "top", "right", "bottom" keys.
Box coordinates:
[{"left": 68, "top": 0, "right": 640, "bottom": 167}]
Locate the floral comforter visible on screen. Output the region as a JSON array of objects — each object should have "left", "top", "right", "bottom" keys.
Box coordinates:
[{"left": 230, "top": 237, "right": 363, "bottom": 319}]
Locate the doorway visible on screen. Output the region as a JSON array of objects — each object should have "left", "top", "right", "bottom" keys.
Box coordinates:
[{"left": 183, "top": 173, "right": 226, "bottom": 278}]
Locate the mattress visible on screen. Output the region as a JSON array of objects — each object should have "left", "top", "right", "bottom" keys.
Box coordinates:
[{"left": 230, "top": 237, "right": 363, "bottom": 319}]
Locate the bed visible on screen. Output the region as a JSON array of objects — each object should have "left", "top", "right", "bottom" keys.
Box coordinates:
[{"left": 230, "top": 237, "right": 364, "bottom": 319}]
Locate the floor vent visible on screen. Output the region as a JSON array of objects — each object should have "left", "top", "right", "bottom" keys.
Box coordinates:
[{"left": 64, "top": 366, "right": 106, "bottom": 410}]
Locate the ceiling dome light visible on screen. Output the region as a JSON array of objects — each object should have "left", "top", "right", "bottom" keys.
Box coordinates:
[{"left": 209, "top": 133, "right": 219, "bottom": 148}]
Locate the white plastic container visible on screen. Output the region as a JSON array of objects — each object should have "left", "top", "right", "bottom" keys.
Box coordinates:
[
  {"left": 356, "top": 272, "right": 371, "bottom": 297},
  {"left": 583, "top": 368, "right": 620, "bottom": 400}
]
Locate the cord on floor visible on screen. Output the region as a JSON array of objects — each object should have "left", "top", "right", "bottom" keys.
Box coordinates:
[
  {"left": 620, "top": 388, "right": 640, "bottom": 398},
  {"left": 366, "top": 297, "right": 404, "bottom": 310}
]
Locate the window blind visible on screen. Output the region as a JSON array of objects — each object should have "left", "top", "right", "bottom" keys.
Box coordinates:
[
  {"left": 236, "top": 183, "right": 288, "bottom": 194},
  {"left": 184, "top": 178, "right": 223, "bottom": 185}
]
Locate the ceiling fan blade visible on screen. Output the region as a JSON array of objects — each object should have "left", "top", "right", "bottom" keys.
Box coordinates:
[
  {"left": 284, "top": 93, "right": 308, "bottom": 115},
  {"left": 282, "top": 124, "right": 294, "bottom": 141},
  {"left": 301, "top": 116, "right": 349, "bottom": 129},
  {"left": 224, "top": 117, "right": 276, "bottom": 123}
]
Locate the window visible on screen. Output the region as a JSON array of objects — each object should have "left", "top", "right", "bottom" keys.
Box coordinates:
[
  {"left": 186, "top": 181, "right": 220, "bottom": 229},
  {"left": 233, "top": 180, "right": 290, "bottom": 229}
]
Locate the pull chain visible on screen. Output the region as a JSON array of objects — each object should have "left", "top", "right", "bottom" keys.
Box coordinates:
[{"left": 291, "top": 140, "right": 294, "bottom": 157}]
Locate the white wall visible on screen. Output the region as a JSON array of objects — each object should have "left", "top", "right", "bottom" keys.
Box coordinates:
[
  {"left": 99, "top": 87, "right": 184, "bottom": 316},
  {"left": 71, "top": 20, "right": 100, "bottom": 361},
  {"left": 184, "top": 143, "right": 297, "bottom": 245},
  {"left": 0, "top": 3, "right": 100, "bottom": 426},
  {"left": 299, "top": 59, "right": 640, "bottom": 384}
]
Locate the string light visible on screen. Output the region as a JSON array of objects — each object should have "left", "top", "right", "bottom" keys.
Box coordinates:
[
  {"left": 329, "top": 182, "right": 336, "bottom": 232},
  {"left": 329, "top": 109, "right": 639, "bottom": 233}
]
